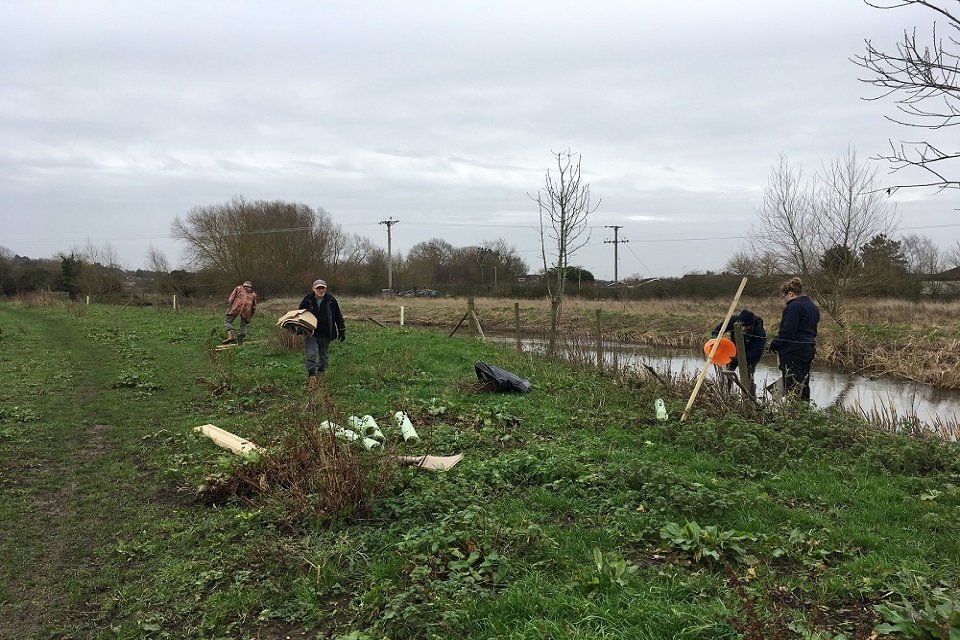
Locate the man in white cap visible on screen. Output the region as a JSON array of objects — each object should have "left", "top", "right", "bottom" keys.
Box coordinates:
[
  {"left": 223, "top": 280, "right": 257, "bottom": 344},
  {"left": 298, "top": 279, "right": 345, "bottom": 387}
]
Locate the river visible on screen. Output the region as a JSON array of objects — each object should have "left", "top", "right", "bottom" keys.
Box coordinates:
[{"left": 488, "top": 335, "right": 960, "bottom": 436}]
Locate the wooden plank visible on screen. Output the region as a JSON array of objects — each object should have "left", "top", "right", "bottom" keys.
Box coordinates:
[{"left": 194, "top": 424, "right": 263, "bottom": 455}]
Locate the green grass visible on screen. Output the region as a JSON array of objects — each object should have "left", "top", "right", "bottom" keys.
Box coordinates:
[{"left": 1, "top": 301, "right": 959, "bottom": 639}]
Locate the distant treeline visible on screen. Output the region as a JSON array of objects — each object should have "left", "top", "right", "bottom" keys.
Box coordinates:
[{"left": 2, "top": 249, "right": 957, "bottom": 303}]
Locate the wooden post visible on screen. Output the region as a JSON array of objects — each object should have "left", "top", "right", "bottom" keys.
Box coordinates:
[
  {"left": 467, "top": 297, "right": 477, "bottom": 337},
  {"left": 514, "top": 302, "right": 521, "bottom": 352},
  {"left": 732, "top": 325, "right": 750, "bottom": 396},
  {"left": 448, "top": 312, "right": 469, "bottom": 337},
  {"left": 595, "top": 309, "right": 603, "bottom": 370},
  {"left": 681, "top": 277, "right": 748, "bottom": 422},
  {"left": 469, "top": 309, "right": 486, "bottom": 339}
]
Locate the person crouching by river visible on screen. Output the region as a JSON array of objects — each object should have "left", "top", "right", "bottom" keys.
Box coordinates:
[
  {"left": 299, "top": 279, "right": 345, "bottom": 388},
  {"left": 223, "top": 280, "right": 256, "bottom": 344},
  {"left": 770, "top": 277, "right": 820, "bottom": 401},
  {"left": 712, "top": 309, "right": 766, "bottom": 395}
]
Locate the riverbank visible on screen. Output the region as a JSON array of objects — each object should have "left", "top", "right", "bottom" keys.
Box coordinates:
[{"left": 260, "top": 295, "right": 960, "bottom": 389}]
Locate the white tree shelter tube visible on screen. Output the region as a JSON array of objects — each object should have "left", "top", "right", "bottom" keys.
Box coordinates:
[
  {"left": 393, "top": 411, "right": 420, "bottom": 443},
  {"left": 320, "top": 420, "right": 381, "bottom": 450},
  {"left": 348, "top": 415, "right": 385, "bottom": 442}
]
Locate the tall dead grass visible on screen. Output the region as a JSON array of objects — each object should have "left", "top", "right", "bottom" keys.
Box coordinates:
[{"left": 851, "top": 400, "right": 960, "bottom": 441}]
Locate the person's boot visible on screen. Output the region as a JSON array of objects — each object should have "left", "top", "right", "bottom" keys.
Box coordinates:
[
  {"left": 221, "top": 330, "right": 236, "bottom": 345},
  {"left": 308, "top": 375, "right": 318, "bottom": 389},
  {"left": 237, "top": 334, "right": 245, "bottom": 345}
]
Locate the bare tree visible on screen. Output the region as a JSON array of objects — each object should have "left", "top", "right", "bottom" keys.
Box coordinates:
[
  {"left": 724, "top": 249, "right": 785, "bottom": 279},
  {"left": 854, "top": 0, "right": 960, "bottom": 192},
  {"left": 70, "top": 240, "right": 125, "bottom": 299},
  {"left": 146, "top": 245, "right": 182, "bottom": 299},
  {"left": 946, "top": 238, "right": 960, "bottom": 265},
  {"left": 481, "top": 238, "right": 529, "bottom": 290},
  {"left": 403, "top": 238, "right": 457, "bottom": 290},
  {"left": 531, "top": 149, "right": 599, "bottom": 351},
  {"left": 171, "top": 197, "right": 353, "bottom": 295},
  {"left": 753, "top": 148, "right": 898, "bottom": 328},
  {"left": 902, "top": 232, "right": 945, "bottom": 274}
]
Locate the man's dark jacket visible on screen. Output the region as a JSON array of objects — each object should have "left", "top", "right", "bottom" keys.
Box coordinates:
[
  {"left": 712, "top": 316, "right": 767, "bottom": 366},
  {"left": 299, "top": 292, "right": 345, "bottom": 340}
]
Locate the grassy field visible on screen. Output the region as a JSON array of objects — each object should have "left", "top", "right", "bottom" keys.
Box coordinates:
[{"left": 1, "top": 300, "right": 959, "bottom": 639}]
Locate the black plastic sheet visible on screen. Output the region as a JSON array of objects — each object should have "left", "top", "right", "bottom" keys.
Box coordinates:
[{"left": 474, "top": 361, "right": 532, "bottom": 393}]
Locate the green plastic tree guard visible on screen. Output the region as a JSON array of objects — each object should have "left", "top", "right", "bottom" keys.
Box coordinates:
[{"left": 393, "top": 411, "right": 420, "bottom": 443}]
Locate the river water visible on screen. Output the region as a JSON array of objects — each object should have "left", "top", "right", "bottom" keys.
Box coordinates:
[{"left": 488, "top": 335, "right": 960, "bottom": 434}]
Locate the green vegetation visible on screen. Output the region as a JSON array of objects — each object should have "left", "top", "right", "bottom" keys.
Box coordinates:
[{"left": 1, "top": 301, "right": 959, "bottom": 639}]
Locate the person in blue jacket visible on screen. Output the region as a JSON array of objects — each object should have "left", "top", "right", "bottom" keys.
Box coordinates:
[
  {"left": 299, "top": 279, "right": 346, "bottom": 388},
  {"left": 769, "top": 277, "right": 820, "bottom": 401},
  {"left": 712, "top": 309, "right": 766, "bottom": 371},
  {"left": 712, "top": 309, "right": 766, "bottom": 394}
]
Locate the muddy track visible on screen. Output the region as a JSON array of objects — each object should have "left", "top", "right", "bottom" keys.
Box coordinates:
[{"left": 0, "top": 309, "right": 169, "bottom": 638}]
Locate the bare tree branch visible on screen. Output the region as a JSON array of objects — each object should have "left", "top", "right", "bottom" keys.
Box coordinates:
[{"left": 854, "top": 1, "right": 960, "bottom": 192}]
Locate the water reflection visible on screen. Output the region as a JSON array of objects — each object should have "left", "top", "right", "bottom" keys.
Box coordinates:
[{"left": 490, "top": 336, "right": 960, "bottom": 430}]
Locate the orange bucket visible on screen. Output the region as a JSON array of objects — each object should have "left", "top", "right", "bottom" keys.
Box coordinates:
[{"left": 703, "top": 338, "right": 736, "bottom": 365}]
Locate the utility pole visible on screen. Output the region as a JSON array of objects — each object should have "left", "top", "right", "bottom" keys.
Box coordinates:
[
  {"left": 380, "top": 217, "right": 399, "bottom": 292},
  {"left": 476, "top": 247, "right": 491, "bottom": 288},
  {"left": 604, "top": 225, "right": 628, "bottom": 284}
]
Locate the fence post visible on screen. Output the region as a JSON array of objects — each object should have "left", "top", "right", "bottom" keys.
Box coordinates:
[
  {"left": 514, "top": 302, "right": 522, "bottom": 352},
  {"left": 467, "top": 297, "right": 477, "bottom": 337},
  {"left": 733, "top": 325, "right": 750, "bottom": 396},
  {"left": 595, "top": 309, "right": 603, "bottom": 370}
]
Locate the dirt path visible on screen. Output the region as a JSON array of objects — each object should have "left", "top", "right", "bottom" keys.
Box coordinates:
[{"left": 0, "top": 307, "right": 173, "bottom": 638}]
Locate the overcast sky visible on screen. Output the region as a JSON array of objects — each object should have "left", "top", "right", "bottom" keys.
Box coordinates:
[{"left": 2, "top": 0, "right": 958, "bottom": 280}]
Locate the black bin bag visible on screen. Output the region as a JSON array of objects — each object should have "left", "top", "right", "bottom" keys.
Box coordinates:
[{"left": 474, "top": 361, "right": 532, "bottom": 393}]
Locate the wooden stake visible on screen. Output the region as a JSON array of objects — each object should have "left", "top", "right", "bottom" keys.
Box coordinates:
[
  {"left": 195, "top": 424, "right": 263, "bottom": 455},
  {"left": 514, "top": 302, "right": 522, "bottom": 352},
  {"left": 469, "top": 309, "right": 485, "bottom": 338},
  {"left": 448, "top": 311, "right": 469, "bottom": 337},
  {"left": 680, "top": 277, "right": 748, "bottom": 422}
]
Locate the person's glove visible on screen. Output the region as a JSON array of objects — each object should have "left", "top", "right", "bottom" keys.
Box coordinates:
[{"left": 338, "top": 330, "right": 346, "bottom": 342}]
